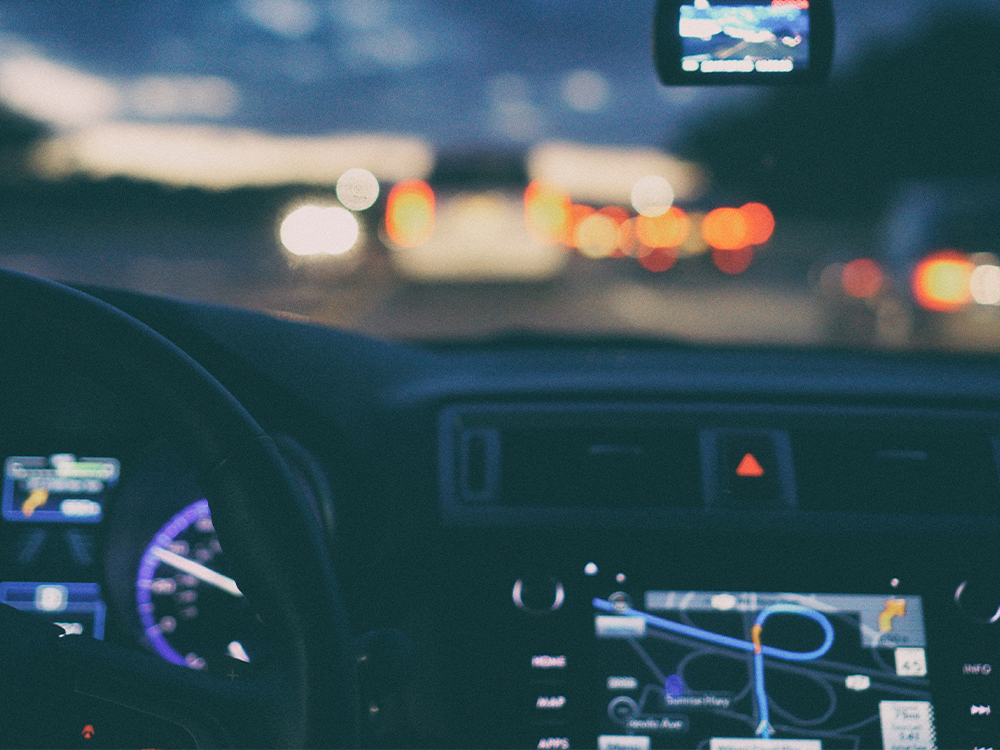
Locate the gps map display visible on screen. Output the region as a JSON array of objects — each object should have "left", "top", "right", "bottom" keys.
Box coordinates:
[
  {"left": 679, "top": 1, "right": 811, "bottom": 74},
  {"left": 594, "top": 591, "right": 935, "bottom": 750}
]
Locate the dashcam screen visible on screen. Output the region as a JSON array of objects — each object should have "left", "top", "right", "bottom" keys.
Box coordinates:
[{"left": 679, "top": 1, "right": 810, "bottom": 74}]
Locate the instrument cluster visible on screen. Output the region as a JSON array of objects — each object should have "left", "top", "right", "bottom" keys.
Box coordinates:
[{"left": 0, "top": 438, "right": 332, "bottom": 679}]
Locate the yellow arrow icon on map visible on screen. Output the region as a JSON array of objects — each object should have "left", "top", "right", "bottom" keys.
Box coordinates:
[{"left": 879, "top": 599, "right": 906, "bottom": 633}]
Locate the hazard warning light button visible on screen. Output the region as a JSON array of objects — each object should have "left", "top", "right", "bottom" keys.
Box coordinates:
[
  {"left": 707, "top": 431, "right": 795, "bottom": 509},
  {"left": 735, "top": 452, "right": 766, "bottom": 477}
]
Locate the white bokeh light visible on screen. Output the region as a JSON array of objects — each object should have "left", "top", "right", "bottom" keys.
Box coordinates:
[
  {"left": 238, "top": 0, "right": 318, "bottom": 38},
  {"left": 561, "top": 69, "right": 611, "bottom": 113},
  {"left": 971, "top": 264, "right": 1000, "bottom": 305},
  {"left": 631, "top": 175, "right": 675, "bottom": 217},
  {"left": 487, "top": 74, "right": 545, "bottom": 142},
  {"left": 130, "top": 75, "right": 240, "bottom": 119},
  {"left": 0, "top": 56, "right": 121, "bottom": 128},
  {"left": 336, "top": 168, "right": 380, "bottom": 211},
  {"left": 280, "top": 205, "right": 360, "bottom": 257}
]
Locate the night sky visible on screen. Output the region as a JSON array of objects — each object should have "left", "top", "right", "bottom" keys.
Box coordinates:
[{"left": 0, "top": 0, "right": 996, "bottom": 151}]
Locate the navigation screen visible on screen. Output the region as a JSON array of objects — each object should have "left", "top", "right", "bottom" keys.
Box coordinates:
[
  {"left": 679, "top": 1, "right": 810, "bottom": 74},
  {"left": 594, "top": 591, "right": 935, "bottom": 750},
  {"left": 2, "top": 454, "right": 119, "bottom": 523}
]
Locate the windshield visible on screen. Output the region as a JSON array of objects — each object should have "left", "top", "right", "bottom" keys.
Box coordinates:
[{"left": 0, "top": 1, "right": 998, "bottom": 348}]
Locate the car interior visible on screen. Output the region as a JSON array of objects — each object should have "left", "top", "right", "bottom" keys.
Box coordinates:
[{"left": 0, "top": 2, "right": 997, "bottom": 749}]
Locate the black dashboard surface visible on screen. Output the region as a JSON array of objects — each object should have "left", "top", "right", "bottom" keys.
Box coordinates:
[{"left": 5, "top": 285, "right": 1000, "bottom": 749}]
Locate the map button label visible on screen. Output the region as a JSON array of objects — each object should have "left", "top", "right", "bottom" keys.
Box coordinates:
[{"left": 535, "top": 695, "right": 567, "bottom": 710}]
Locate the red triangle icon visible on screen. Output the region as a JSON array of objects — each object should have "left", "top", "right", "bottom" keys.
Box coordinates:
[{"left": 736, "top": 453, "right": 765, "bottom": 478}]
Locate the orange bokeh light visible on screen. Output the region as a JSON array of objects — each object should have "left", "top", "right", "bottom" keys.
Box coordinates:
[
  {"left": 598, "top": 206, "right": 630, "bottom": 225},
  {"left": 639, "top": 247, "right": 678, "bottom": 273},
  {"left": 617, "top": 218, "right": 639, "bottom": 256},
  {"left": 386, "top": 179, "right": 435, "bottom": 247},
  {"left": 524, "top": 180, "right": 571, "bottom": 244},
  {"left": 741, "top": 202, "right": 775, "bottom": 245},
  {"left": 712, "top": 247, "right": 754, "bottom": 274},
  {"left": 635, "top": 207, "right": 691, "bottom": 249},
  {"left": 912, "top": 250, "right": 974, "bottom": 312},
  {"left": 702, "top": 207, "right": 751, "bottom": 251},
  {"left": 597, "top": 207, "right": 630, "bottom": 257},
  {"left": 575, "top": 212, "right": 620, "bottom": 259},
  {"left": 566, "top": 204, "right": 596, "bottom": 247},
  {"left": 841, "top": 258, "right": 884, "bottom": 299}
]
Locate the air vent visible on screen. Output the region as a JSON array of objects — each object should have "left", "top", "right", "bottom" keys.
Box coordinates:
[
  {"left": 439, "top": 403, "right": 1000, "bottom": 521},
  {"left": 794, "top": 430, "right": 1000, "bottom": 515},
  {"left": 441, "top": 405, "right": 702, "bottom": 510}
]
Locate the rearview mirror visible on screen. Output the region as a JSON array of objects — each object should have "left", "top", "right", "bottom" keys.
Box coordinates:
[{"left": 654, "top": 0, "right": 833, "bottom": 85}]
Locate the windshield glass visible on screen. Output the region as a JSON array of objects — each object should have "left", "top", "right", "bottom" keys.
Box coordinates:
[{"left": 0, "top": 1, "right": 997, "bottom": 348}]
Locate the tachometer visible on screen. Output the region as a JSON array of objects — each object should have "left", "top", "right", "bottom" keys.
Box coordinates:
[{"left": 136, "top": 499, "right": 264, "bottom": 671}]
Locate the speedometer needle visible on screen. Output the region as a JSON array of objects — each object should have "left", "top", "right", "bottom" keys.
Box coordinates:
[{"left": 150, "top": 546, "right": 243, "bottom": 598}]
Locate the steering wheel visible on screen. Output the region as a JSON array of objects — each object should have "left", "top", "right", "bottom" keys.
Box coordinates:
[{"left": 0, "top": 269, "right": 359, "bottom": 748}]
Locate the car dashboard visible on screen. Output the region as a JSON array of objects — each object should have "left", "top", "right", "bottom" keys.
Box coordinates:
[{"left": 3, "top": 285, "right": 999, "bottom": 750}]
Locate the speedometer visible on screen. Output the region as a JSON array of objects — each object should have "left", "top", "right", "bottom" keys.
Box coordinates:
[{"left": 136, "top": 499, "right": 264, "bottom": 671}]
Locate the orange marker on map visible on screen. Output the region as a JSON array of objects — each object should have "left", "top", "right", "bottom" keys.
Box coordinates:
[{"left": 751, "top": 624, "right": 763, "bottom": 654}]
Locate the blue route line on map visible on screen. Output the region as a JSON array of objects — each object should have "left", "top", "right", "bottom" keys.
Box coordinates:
[{"left": 593, "top": 598, "right": 835, "bottom": 740}]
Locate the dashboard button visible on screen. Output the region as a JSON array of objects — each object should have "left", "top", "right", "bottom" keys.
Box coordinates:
[
  {"left": 534, "top": 694, "right": 568, "bottom": 712},
  {"left": 959, "top": 664, "right": 998, "bottom": 704},
  {"left": 964, "top": 702, "right": 996, "bottom": 737},
  {"left": 956, "top": 660, "right": 997, "bottom": 696},
  {"left": 721, "top": 436, "right": 781, "bottom": 505},
  {"left": 531, "top": 654, "right": 568, "bottom": 671},
  {"left": 532, "top": 735, "right": 573, "bottom": 749},
  {"left": 701, "top": 429, "right": 796, "bottom": 509}
]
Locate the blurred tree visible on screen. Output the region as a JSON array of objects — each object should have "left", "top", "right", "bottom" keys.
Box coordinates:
[
  {"left": 677, "top": 12, "right": 1000, "bottom": 219},
  {"left": 0, "top": 104, "right": 48, "bottom": 181}
]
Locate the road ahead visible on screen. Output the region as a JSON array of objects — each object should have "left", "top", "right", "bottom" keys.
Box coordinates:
[{"left": 1, "top": 219, "right": 998, "bottom": 351}]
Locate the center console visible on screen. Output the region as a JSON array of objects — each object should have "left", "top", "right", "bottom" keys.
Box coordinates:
[{"left": 427, "top": 402, "right": 1000, "bottom": 749}]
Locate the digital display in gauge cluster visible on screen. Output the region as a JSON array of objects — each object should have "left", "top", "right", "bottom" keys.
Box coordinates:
[
  {"left": 0, "top": 442, "right": 320, "bottom": 679},
  {"left": 0, "top": 581, "right": 106, "bottom": 638},
  {"left": 0, "top": 453, "right": 118, "bottom": 638},
  {"left": 3, "top": 454, "right": 118, "bottom": 523}
]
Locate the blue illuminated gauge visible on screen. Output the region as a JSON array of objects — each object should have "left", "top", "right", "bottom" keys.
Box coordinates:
[{"left": 136, "top": 499, "right": 264, "bottom": 671}]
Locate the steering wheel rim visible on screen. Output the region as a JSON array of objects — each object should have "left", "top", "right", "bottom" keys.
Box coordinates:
[{"left": 0, "top": 268, "right": 359, "bottom": 747}]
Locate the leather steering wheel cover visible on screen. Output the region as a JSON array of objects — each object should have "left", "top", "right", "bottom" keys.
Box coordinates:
[{"left": 0, "top": 268, "right": 359, "bottom": 747}]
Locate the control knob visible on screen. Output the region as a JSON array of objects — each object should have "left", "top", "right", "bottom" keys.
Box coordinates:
[
  {"left": 512, "top": 574, "right": 565, "bottom": 614},
  {"left": 954, "top": 579, "right": 1000, "bottom": 624}
]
